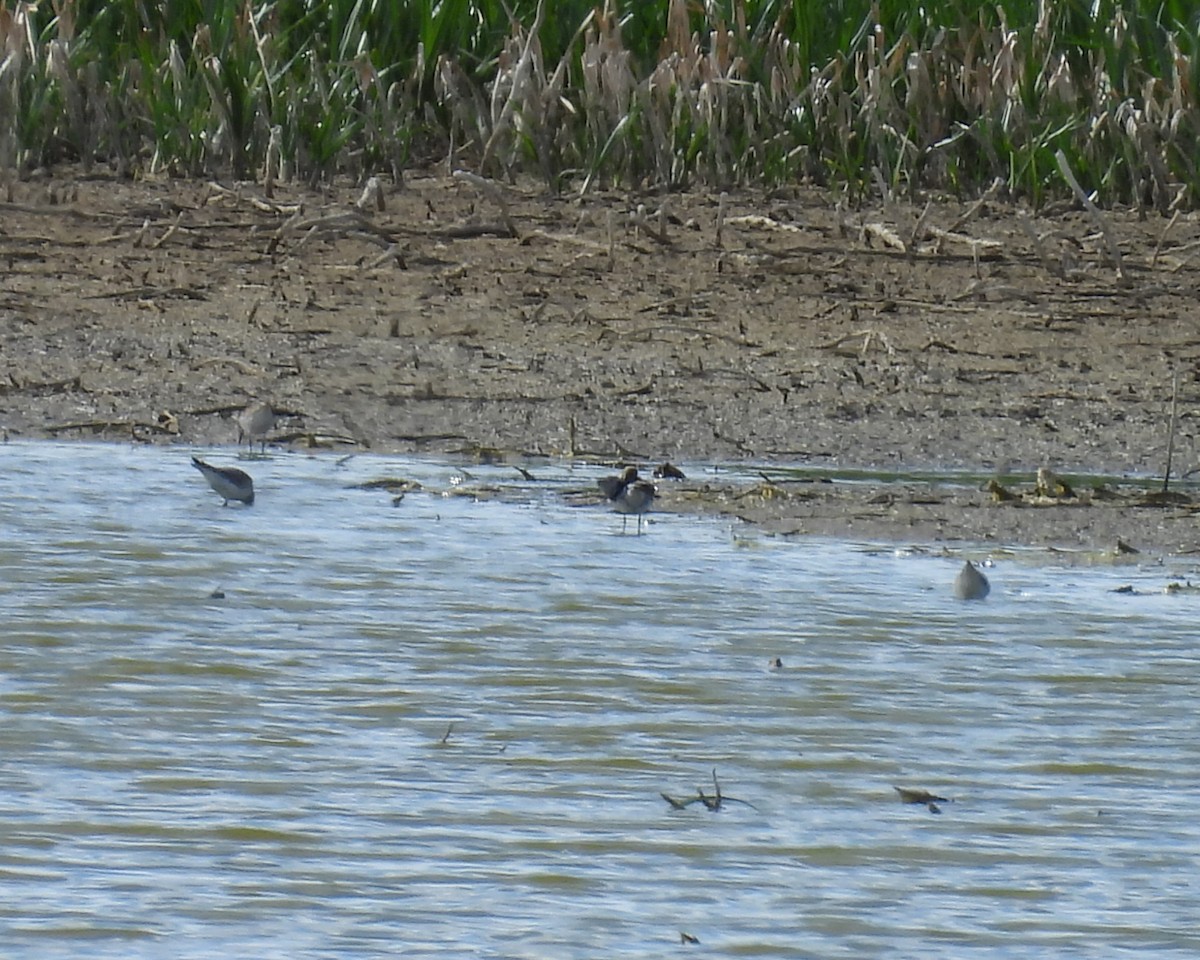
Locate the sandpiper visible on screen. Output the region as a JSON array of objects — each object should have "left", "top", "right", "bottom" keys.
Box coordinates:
[
  {"left": 237, "top": 400, "right": 275, "bottom": 453},
  {"left": 953, "top": 560, "right": 990, "bottom": 600},
  {"left": 192, "top": 456, "right": 255, "bottom": 506},
  {"left": 597, "top": 465, "right": 656, "bottom": 535}
]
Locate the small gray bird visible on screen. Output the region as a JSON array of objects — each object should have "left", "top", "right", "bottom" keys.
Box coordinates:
[
  {"left": 597, "top": 465, "right": 656, "bottom": 535},
  {"left": 236, "top": 400, "right": 275, "bottom": 453},
  {"left": 953, "top": 560, "right": 990, "bottom": 600},
  {"left": 192, "top": 456, "right": 255, "bottom": 506}
]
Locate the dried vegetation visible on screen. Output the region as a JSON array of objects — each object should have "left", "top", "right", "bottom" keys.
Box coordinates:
[{"left": 1, "top": 0, "right": 1198, "bottom": 208}]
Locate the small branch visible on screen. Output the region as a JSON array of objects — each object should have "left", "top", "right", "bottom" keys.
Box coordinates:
[
  {"left": 661, "top": 769, "right": 759, "bottom": 812},
  {"left": 452, "top": 168, "right": 517, "bottom": 237}
]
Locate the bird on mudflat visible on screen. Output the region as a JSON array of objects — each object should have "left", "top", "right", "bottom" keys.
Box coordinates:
[
  {"left": 953, "top": 560, "right": 990, "bottom": 600},
  {"left": 192, "top": 456, "right": 255, "bottom": 506},
  {"left": 597, "top": 465, "right": 656, "bottom": 535},
  {"left": 237, "top": 400, "right": 275, "bottom": 453}
]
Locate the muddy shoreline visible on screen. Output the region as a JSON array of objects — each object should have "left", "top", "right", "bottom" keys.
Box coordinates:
[{"left": 4, "top": 170, "right": 1200, "bottom": 557}]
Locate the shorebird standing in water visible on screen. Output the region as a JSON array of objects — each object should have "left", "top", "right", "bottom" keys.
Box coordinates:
[
  {"left": 237, "top": 400, "right": 275, "bottom": 453},
  {"left": 192, "top": 456, "right": 255, "bottom": 506},
  {"left": 953, "top": 560, "right": 990, "bottom": 600},
  {"left": 597, "top": 466, "right": 656, "bottom": 535}
]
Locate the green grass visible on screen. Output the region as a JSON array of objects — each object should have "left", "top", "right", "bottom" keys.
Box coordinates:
[{"left": 1, "top": 0, "right": 1197, "bottom": 208}]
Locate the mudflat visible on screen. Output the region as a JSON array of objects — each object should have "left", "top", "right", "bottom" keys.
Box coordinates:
[{"left": 4, "top": 170, "right": 1200, "bottom": 556}]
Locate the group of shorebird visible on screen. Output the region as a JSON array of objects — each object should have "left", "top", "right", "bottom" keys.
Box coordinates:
[
  {"left": 192, "top": 402, "right": 993, "bottom": 596},
  {"left": 190, "top": 400, "right": 661, "bottom": 534}
]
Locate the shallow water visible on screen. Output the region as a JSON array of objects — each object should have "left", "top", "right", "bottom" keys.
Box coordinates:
[{"left": 2, "top": 441, "right": 1199, "bottom": 958}]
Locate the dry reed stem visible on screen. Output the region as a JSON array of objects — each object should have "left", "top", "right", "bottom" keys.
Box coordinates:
[
  {"left": 923, "top": 226, "right": 1002, "bottom": 251},
  {"left": 365, "top": 243, "right": 408, "bottom": 269},
  {"left": 355, "top": 176, "right": 385, "bottom": 212},
  {"left": 1152, "top": 210, "right": 1180, "bottom": 266},
  {"left": 1016, "top": 213, "right": 1060, "bottom": 279},
  {"left": 909, "top": 200, "right": 933, "bottom": 251},
  {"left": 629, "top": 203, "right": 669, "bottom": 244},
  {"left": 479, "top": 0, "right": 546, "bottom": 176},
  {"left": 1055, "top": 149, "right": 1124, "bottom": 277},
  {"left": 945, "top": 179, "right": 1005, "bottom": 234}
]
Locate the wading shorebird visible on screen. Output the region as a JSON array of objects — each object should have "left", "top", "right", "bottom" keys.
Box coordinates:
[
  {"left": 237, "top": 400, "right": 276, "bottom": 453},
  {"left": 192, "top": 456, "right": 255, "bottom": 506},
  {"left": 953, "top": 560, "right": 990, "bottom": 600},
  {"left": 597, "top": 465, "right": 656, "bottom": 535}
]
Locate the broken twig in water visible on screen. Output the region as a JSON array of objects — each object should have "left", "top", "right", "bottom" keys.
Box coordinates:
[
  {"left": 661, "top": 769, "right": 759, "bottom": 812},
  {"left": 894, "top": 785, "right": 949, "bottom": 813}
]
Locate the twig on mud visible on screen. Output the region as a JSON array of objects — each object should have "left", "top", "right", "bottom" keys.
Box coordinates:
[
  {"left": 691, "top": 365, "right": 774, "bottom": 392},
  {"left": 920, "top": 338, "right": 987, "bottom": 357},
  {"left": 150, "top": 211, "right": 185, "bottom": 248},
  {"left": 862, "top": 221, "right": 906, "bottom": 252},
  {"left": 205, "top": 180, "right": 302, "bottom": 216},
  {"left": 949, "top": 279, "right": 1043, "bottom": 303},
  {"left": 46, "top": 418, "right": 176, "bottom": 438},
  {"left": 0, "top": 374, "right": 82, "bottom": 395},
  {"left": 944, "top": 177, "right": 1004, "bottom": 233},
  {"left": 282, "top": 210, "right": 400, "bottom": 253},
  {"left": 193, "top": 355, "right": 260, "bottom": 375},
  {"left": 87, "top": 285, "right": 207, "bottom": 301},
  {"left": 922, "top": 225, "right": 1003, "bottom": 254},
  {"left": 1056, "top": 149, "right": 1124, "bottom": 278},
  {"left": 364, "top": 242, "right": 409, "bottom": 269},
  {"left": 724, "top": 214, "right": 805, "bottom": 236},
  {"left": 519, "top": 229, "right": 608, "bottom": 253},
  {"left": 437, "top": 222, "right": 520, "bottom": 239},
  {"left": 817, "top": 328, "right": 895, "bottom": 357},
  {"left": 1152, "top": 210, "right": 1180, "bottom": 267},
  {"left": 908, "top": 199, "right": 933, "bottom": 253},
  {"left": 452, "top": 168, "right": 518, "bottom": 237},
  {"left": 627, "top": 323, "right": 755, "bottom": 349},
  {"left": 636, "top": 289, "right": 702, "bottom": 315},
  {"left": 1161, "top": 236, "right": 1200, "bottom": 272}
]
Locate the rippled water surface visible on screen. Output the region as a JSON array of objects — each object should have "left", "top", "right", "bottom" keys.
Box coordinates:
[{"left": 3, "top": 441, "right": 1199, "bottom": 958}]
